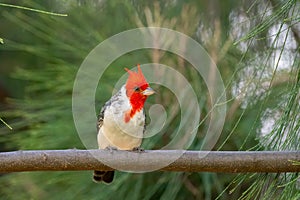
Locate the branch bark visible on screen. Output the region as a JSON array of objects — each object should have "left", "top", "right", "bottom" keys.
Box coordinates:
[{"left": 0, "top": 150, "right": 299, "bottom": 173}]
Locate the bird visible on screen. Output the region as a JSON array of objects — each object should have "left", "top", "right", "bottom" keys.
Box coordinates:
[{"left": 93, "top": 64, "right": 155, "bottom": 183}]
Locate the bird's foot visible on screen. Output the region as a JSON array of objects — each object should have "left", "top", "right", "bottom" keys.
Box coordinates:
[
  {"left": 131, "top": 147, "right": 144, "bottom": 153},
  {"left": 105, "top": 146, "right": 118, "bottom": 153}
]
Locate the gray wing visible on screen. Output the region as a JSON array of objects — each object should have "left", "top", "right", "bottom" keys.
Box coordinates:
[
  {"left": 143, "top": 109, "right": 147, "bottom": 134},
  {"left": 97, "top": 90, "right": 119, "bottom": 132},
  {"left": 97, "top": 100, "right": 111, "bottom": 132},
  {"left": 98, "top": 86, "right": 142, "bottom": 134},
  {"left": 97, "top": 107, "right": 105, "bottom": 132}
]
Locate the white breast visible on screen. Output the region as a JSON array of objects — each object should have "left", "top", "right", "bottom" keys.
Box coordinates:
[{"left": 97, "top": 86, "right": 144, "bottom": 150}]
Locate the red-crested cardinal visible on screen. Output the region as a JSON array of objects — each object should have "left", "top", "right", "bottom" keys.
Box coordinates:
[{"left": 93, "top": 64, "right": 154, "bottom": 183}]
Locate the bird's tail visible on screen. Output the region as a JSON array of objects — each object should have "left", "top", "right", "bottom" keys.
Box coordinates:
[{"left": 93, "top": 170, "right": 114, "bottom": 184}]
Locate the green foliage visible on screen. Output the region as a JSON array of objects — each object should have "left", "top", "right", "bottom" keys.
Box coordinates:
[
  {"left": 0, "top": 0, "right": 299, "bottom": 199},
  {"left": 234, "top": 0, "right": 296, "bottom": 44}
]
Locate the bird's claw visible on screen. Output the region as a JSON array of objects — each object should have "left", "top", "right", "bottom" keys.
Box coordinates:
[
  {"left": 131, "top": 147, "right": 144, "bottom": 152},
  {"left": 105, "top": 146, "right": 118, "bottom": 153}
]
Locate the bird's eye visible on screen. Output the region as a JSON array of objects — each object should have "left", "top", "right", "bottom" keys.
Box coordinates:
[{"left": 134, "top": 86, "right": 141, "bottom": 92}]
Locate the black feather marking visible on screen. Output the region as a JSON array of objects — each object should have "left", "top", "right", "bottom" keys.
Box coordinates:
[
  {"left": 97, "top": 105, "right": 106, "bottom": 132},
  {"left": 96, "top": 91, "right": 115, "bottom": 132}
]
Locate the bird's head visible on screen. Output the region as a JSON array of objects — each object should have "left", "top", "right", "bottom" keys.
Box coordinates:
[{"left": 124, "top": 64, "right": 154, "bottom": 122}]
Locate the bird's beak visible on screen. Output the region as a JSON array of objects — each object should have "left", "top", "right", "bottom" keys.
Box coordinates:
[{"left": 142, "top": 87, "right": 155, "bottom": 96}]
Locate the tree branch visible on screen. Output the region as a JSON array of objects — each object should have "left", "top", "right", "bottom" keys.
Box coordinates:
[{"left": 0, "top": 150, "right": 299, "bottom": 173}]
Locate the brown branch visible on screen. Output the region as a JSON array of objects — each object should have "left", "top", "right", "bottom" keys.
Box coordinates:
[{"left": 0, "top": 150, "right": 299, "bottom": 173}]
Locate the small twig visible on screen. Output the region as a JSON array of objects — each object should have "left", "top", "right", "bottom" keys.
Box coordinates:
[
  {"left": 0, "top": 3, "right": 67, "bottom": 16},
  {"left": 0, "top": 118, "right": 12, "bottom": 130}
]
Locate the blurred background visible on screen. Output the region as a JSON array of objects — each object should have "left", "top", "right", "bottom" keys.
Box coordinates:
[{"left": 0, "top": 0, "right": 299, "bottom": 199}]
